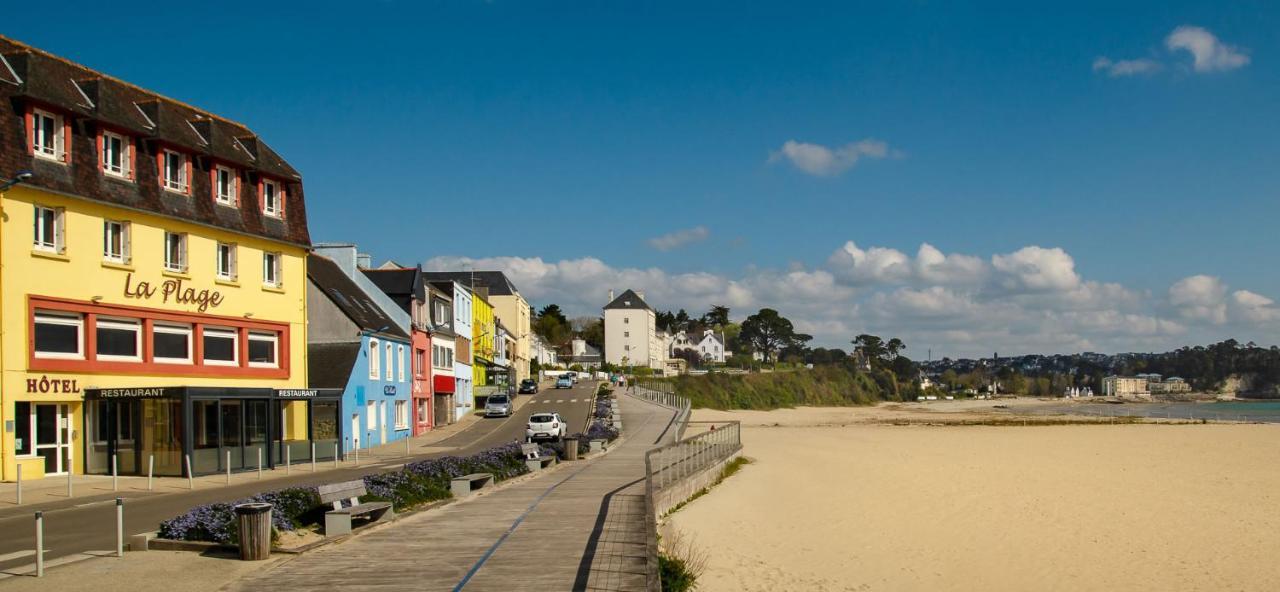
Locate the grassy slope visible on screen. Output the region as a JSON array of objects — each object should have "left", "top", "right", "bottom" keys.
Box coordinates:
[{"left": 674, "top": 366, "right": 895, "bottom": 410}]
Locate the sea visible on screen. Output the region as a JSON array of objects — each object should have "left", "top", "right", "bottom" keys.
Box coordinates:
[{"left": 1017, "top": 400, "right": 1280, "bottom": 423}]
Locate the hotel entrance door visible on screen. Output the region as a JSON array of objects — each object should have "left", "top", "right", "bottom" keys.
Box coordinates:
[{"left": 33, "top": 404, "right": 72, "bottom": 476}]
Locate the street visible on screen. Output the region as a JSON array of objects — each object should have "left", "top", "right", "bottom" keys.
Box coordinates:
[{"left": 0, "top": 381, "right": 601, "bottom": 576}]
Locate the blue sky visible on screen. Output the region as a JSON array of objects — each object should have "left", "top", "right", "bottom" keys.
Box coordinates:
[{"left": 20, "top": 1, "right": 1280, "bottom": 356}]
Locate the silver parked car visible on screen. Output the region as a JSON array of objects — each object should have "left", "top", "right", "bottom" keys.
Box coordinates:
[{"left": 484, "top": 394, "right": 513, "bottom": 418}]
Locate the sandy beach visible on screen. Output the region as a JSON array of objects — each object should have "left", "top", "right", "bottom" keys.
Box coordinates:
[{"left": 666, "top": 405, "right": 1280, "bottom": 591}]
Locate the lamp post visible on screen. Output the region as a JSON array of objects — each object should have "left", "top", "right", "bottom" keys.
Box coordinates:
[{"left": 0, "top": 170, "right": 34, "bottom": 191}]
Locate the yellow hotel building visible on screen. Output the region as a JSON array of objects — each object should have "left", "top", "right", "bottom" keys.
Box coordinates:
[
  {"left": 0, "top": 36, "right": 316, "bottom": 481},
  {"left": 471, "top": 293, "right": 495, "bottom": 387}
]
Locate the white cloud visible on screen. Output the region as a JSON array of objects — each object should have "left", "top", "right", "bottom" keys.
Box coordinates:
[
  {"left": 991, "top": 246, "right": 1080, "bottom": 292},
  {"left": 1169, "top": 274, "right": 1228, "bottom": 324},
  {"left": 647, "top": 226, "right": 709, "bottom": 251},
  {"left": 1166, "top": 26, "right": 1250, "bottom": 72},
  {"left": 1092, "top": 56, "right": 1162, "bottom": 77},
  {"left": 424, "top": 244, "right": 1280, "bottom": 358},
  {"left": 769, "top": 139, "right": 895, "bottom": 176}
]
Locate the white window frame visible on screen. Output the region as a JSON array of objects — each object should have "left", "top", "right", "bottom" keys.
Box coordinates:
[
  {"left": 385, "top": 342, "right": 393, "bottom": 381},
  {"left": 247, "top": 331, "right": 279, "bottom": 368},
  {"left": 164, "top": 232, "right": 188, "bottom": 273},
  {"left": 94, "top": 316, "right": 142, "bottom": 362},
  {"left": 33, "top": 205, "right": 64, "bottom": 253},
  {"left": 369, "top": 338, "right": 380, "bottom": 379},
  {"left": 367, "top": 401, "right": 379, "bottom": 431},
  {"left": 101, "top": 131, "right": 130, "bottom": 178},
  {"left": 394, "top": 400, "right": 408, "bottom": 430},
  {"left": 152, "top": 323, "right": 193, "bottom": 364},
  {"left": 216, "top": 242, "right": 237, "bottom": 281},
  {"left": 215, "top": 165, "right": 238, "bottom": 205},
  {"left": 262, "top": 179, "right": 282, "bottom": 217},
  {"left": 201, "top": 326, "right": 239, "bottom": 367},
  {"left": 162, "top": 150, "right": 188, "bottom": 193},
  {"left": 31, "top": 108, "right": 64, "bottom": 162},
  {"left": 33, "top": 311, "right": 84, "bottom": 360},
  {"left": 263, "top": 252, "right": 282, "bottom": 287},
  {"left": 397, "top": 345, "right": 406, "bottom": 382},
  {"left": 103, "top": 219, "right": 130, "bottom": 264}
]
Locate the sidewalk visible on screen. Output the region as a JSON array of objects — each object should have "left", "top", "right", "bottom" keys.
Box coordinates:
[
  {"left": 230, "top": 392, "right": 678, "bottom": 592},
  {"left": 0, "top": 405, "right": 494, "bottom": 514}
]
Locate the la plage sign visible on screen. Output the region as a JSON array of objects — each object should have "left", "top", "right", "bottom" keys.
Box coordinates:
[{"left": 123, "top": 272, "right": 225, "bottom": 313}]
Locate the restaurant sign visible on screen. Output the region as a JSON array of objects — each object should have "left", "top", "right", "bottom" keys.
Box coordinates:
[
  {"left": 87, "top": 387, "right": 180, "bottom": 399},
  {"left": 276, "top": 389, "right": 320, "bottom": 398}
]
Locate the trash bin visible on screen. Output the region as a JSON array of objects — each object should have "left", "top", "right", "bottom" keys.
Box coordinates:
[
  {"left": 234, "top": 502, "right": 273, "bottom": 561},
  {"left": 563, "top": 437, "right": 579, "bottom": 461}
]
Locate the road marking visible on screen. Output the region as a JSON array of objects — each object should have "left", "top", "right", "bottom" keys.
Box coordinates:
[{"left": 0, "top": 550, "right": 36, "bottom": 563}]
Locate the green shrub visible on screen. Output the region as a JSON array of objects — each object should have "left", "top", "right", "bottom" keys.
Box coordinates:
[
  {"left": 659, "top": 553, "right": 699, "bottom": 592},
  {"left": 672, "top": 365, "right": 897, "bottom": 410}
]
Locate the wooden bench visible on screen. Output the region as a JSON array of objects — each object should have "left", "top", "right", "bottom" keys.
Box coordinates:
[
  {"left": 450, "top": 473, "right": 494, "bottom": 498},
  {"left": 522, "top": 443, "right": 556, "bottom": 472},
  {"left": 318, "top": 480, "right": 394, "bottom": 537}
]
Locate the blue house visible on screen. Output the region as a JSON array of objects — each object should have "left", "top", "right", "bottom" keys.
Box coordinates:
[{"left": 307, "top": 253, "right": 414, "bottom": 454}]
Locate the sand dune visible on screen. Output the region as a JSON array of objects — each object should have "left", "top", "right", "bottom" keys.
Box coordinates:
[{"left": 666, "top": 409, "right": 1280, "bottom": 591}]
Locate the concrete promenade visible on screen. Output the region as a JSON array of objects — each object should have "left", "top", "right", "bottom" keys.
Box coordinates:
[{"left": 231, "top": 392, "right": 677, "bottom": 592}]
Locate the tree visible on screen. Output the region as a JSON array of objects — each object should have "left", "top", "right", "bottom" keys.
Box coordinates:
[
  {"left": 852, "top": 335, "right": 887, "bottom": 364},
  {"left": 703, "top": 305, "right": 731, "bottom": 328},
  {"left": 537, "top": 304, "right": 568, "bottom": 326},
  {"left": 672, "top": 348, "right": 702, "bottom": 369},
  {"left": 739, "top": 308, "right": 803, "bottom": 364}
]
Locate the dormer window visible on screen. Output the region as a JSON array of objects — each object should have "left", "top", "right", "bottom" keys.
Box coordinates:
[
  {"left": 101, "top": 131, "right": 132, "bottom": 179},
  {"left": 31, "top": 108, "right": 66, "bottom": 162},
  {"left": 215, "top": 165, "right": 238, "bottom": 205},
  {"left": 261, "top": 179, "right": 283, "bottom": 218},
  {"left": 162, "top": 150, "right": 189, "bottom": 193}
]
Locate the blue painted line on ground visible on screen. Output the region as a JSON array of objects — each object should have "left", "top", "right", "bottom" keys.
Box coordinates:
[{"left": 451, "top": 462, "right": 591, "bottom": 591}]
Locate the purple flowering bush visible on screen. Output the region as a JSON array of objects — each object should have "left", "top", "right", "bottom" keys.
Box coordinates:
[{"left": 158, "top": 443, "right": 530, "bottom": 544}]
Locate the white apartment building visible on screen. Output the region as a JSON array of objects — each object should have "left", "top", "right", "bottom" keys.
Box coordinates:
[{"left": 604, "top": 289, "right": 663, "bottom": 370}]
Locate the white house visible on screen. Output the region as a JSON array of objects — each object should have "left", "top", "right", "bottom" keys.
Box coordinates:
[
  {"left": 530, "top": 334, "right": 558, "bottom": 367},
  {"left": 603, "top": 289, "right": 663, "bottom": 371},
  {"left": 670, "top": 329, "right": 726, "bottom": 364}
]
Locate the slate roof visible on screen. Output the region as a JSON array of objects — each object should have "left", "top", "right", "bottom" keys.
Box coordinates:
[
  {"left": 308, "top": 254, "right": 409, "bottom": 340},
  {"left": 361, "top": 266, "right": 425, "bottom": 317},
  {"left": 603, "top": 289, "right": 653, "bottom": 312},
  {"left": 421, "top": 271, "right": 521, "bottom": 296},
  {"left": 308, "top": 342, "right": 360, "bottom": 390},
  {"left": 0, "top": 35, "right": 310, "bottom": 246}
]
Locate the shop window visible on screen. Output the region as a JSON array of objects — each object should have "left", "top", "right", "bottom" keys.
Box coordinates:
[
  {"left": 248, "top": 331, "right": 278, "bottom": 367},
  {"left": 385, "top": 342, "right": 394, "bottom": 381},
  {"left": 33, "top": 310, "right": 83, "bottom": 359},
  {"left": 215, "top": 165, "right": 237, "bottom": 205},
  {"left": 164, "top": 232, "right": 187, "bottom": 273},
  {"left": 369, "top": 338, "right": 380, "bottom": 379},
  {"left": 263, "top": 251, "right": 281, "bottom": 287},
  {"left": 33, "top": 205, "right": 64, "bottom": 254},
  {"left": 103, "top": 219, "right": 130, "bottom": 264},
  {"left": 395, "top": 400, "right": 409, "bottom": 430},
  {"left": 397, "top": 345, "right": 406, "bottom": 382},
  {"left": 14, "top": 401, "right": 31, "bottom": 455},
  {"left": 162, "top": 150, "right": 188, "bottom": 193},
  {"left": 96, "top": 317, "right": 141, "bottom": 361},
  {"left": 216, "top": 242, "right": 237, "bottom": 280},
  {"left": 202, "top": 327, "right": 238, "bottom": 366},
  {"left": 153, "top": 323, "right": 192, "bottom": 364},
  {"left": 31, "top": 108, "right": 65, "bottom": 161},
  {"left": 102, "top": 131, "right": 131, "bottom": 178}
]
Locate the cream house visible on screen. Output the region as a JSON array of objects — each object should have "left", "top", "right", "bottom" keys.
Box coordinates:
[{"left": 604, "top": 289, "right": 663, "bottom": 370}]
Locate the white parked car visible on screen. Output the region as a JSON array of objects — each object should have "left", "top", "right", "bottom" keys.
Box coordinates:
[{"left": 526, "top": 412, "right": 567, "bottom": 442}]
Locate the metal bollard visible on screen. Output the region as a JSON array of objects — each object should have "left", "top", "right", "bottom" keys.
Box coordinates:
[
  {"left": 35, "top": 511, "right": 44, "bottom": 577},
  {"left": 257, "top": 448, "right": 263, "bottom": 480},
  {"left": 112, "top": 455, "right": 119, "bottom": 492},
  {"left": 115, "top": 498, "right": 124, "bottom": 557},
  {"left": 311, "top": 443, "right": 317, "bottom": 473},
  {"left": 66, "top": 470, "right": 73, "bottom": 498},
  {"left": 15, "top": 464, "right": 21, "bottom": 505},
  {"left": 148, "top": 455, "right": 155, "bottom": 491},
  {"left": 406, "top": 436, "right": 411, "bottom": 455},
  {"left": 226, "top": 450, "right": 232, "bottom": 485},
  {"left": 333, "top": 443, "right": 339, "bottom": 468},
  {"left": 286, "top": 447, "right": 291, "bottom": 475},
  {"left": 185, "top": 455, "right": 194, "bottom": 489},
  {"left": 355, "top": 445, "right": 360, "bottom": 466}
]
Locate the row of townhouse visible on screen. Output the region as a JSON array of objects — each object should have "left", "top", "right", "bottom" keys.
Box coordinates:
[{"left": 0, "top": 35, "right": 531, "bottom": 481}]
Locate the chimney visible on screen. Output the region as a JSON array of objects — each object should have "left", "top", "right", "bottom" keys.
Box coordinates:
[
  {"left": 311, "top": 243, "right": 359, "bottom": 277},
  {"left": 637, "top": 290, "right": 645, "bottom": 301},
  {"left": 356, "top": 253, "right": 372, "bottom": 269},
  {"left": 608, "top": 289, "right": 614, "bottom": 303}
]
